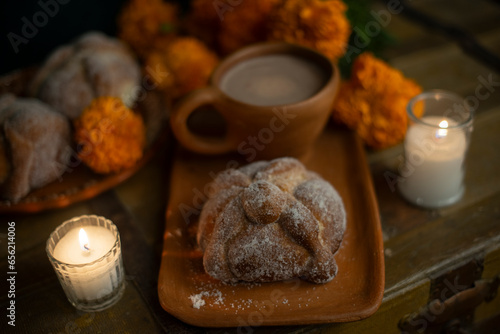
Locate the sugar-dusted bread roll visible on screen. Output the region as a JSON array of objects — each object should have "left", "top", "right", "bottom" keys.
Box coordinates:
[
  {"left": 197, "top": 157, "right": 346, "bottom": 284},
  {"left": 0, "top": 94, "right": 71, "bottom": 202},
  {"left": 29, "top": 31, "right": 140, "bottom": 119}
]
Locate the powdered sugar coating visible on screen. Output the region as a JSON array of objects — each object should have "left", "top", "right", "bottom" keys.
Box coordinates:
[
  {"left": 294, "top": 179, "right": 346, "bottom": 253},
  {"left": 198, "top": 157, "right": 346, "bottom": 284},
  {"left": 198, "top": 186, "right": 243, "bottom": 250},
  {"left": 189, "top": 294, "right": 206, "bottom": 309},
  {"left": 241, "top": 181, "right": 287, "bottom": 225}
]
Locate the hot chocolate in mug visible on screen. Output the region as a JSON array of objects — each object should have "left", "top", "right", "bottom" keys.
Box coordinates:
[{"left": 170, "top": 42, "right": 340, "bottom": 160}]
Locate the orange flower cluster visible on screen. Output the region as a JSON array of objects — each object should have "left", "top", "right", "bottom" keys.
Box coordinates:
[
  {"left": 118, "top": 0, "right": 219, "bottom": 99},
  {"left": 186, "top": 0, "right": 350, "bottom": 61},
  {"left": 145, "top": 37, "right": 219, "bottom": 99},
  {"left": 117, "top": 0, "right": 178, "bottom": 57},
  {"left": 268, "top": 0, "right": 351, "bottom": 62},
  {"left": 332, "top": 53, "right": 423, "bottom": 149},
  {"left": 186, "top": 0, "right": 280, "bottom": 55},
  {"left": 74, "top": 97, "right": 146, "bottom": 174},
  {"left": 118, "top": 0, "right": 354, "bottom": 100}
]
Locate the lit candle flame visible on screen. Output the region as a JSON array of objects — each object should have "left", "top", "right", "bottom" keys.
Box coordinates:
[
  {"left": 79, "top": 228, "right": 90, "bottom": 252},
  {"left": 436, "top": 120, "right": 449, "bottom": 138}
]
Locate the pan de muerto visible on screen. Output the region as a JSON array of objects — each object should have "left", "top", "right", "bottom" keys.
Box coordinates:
[
  {"left": 0, "top": 94, "right": 71, "bottom": 202},
  {"left": 197, "top": 157, "right": 346, "bottom": 284},
  {"left": 29, "top": 31, "right": 141, "bottom": 119}
]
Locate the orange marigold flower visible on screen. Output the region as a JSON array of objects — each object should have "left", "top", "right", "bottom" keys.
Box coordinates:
[
  {"left": 117, "top": 0, "right": 178, "bottom": 58},
  {"left": 144, "top": 37, "right": 219, "bottom": 99},
  {"left": 268, "top": 0, "right": 351, "bottom": 62},
  {"left": 332, "top": 81, "right": 365, "bottom": 129},
  {"left": 74, "top": 97, "right": 146, "bottom": 174},
  {"left": 218, "top": 0, "right": 281, "bottom": 55},
  {"left": 332, "top": 53, "right": 422, "bottom": 149}
]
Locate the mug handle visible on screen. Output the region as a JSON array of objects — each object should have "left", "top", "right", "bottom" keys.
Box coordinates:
[{"left": 170, "top": 87, "right": 233, "bottom": 154}]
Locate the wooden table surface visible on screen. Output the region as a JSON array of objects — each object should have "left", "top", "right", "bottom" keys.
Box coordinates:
[{"left": 1, "top": 0, "right": 500, "bottom": 333}]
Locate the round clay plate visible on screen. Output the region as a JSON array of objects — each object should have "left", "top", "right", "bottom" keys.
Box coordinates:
[{"left": 0, "top": 68, "right": 169, "bottom": 213}]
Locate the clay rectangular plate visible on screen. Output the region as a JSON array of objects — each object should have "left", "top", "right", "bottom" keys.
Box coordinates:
[{"left": 158, "top": 125, "right": 385, "bottom": 327}]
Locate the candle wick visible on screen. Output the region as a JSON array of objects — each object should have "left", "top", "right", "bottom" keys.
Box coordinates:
[{"left": 83, "top": 244, "right": 90, "bottom": 252}]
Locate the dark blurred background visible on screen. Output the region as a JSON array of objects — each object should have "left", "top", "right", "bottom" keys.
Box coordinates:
[{"left": 0, "top": 0, "right": 127, "bottom": 75}]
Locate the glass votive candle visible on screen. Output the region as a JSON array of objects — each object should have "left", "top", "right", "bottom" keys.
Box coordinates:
[
  {"left": 398, "top": 90, "right": 474, "bottom": 208},
  {"left": 46, "top": 215, "right": 125, "bottom": 312}
]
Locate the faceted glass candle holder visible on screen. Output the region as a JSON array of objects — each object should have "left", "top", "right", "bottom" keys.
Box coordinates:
[{"left": 46, "top": 215, "right": 125, "bottom": 312}]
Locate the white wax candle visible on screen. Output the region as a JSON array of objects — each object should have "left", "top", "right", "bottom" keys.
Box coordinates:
[
  {"left": 53, "top": 226, "right": 115, "bottom": 264},
  {"left": 53, "top": 226, "right": 119, "bottom": 301},
  {"left": 399, "top": 116, "right": 467, "bottom": 207}
]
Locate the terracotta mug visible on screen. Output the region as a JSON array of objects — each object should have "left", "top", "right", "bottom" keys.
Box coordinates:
[{"left": 170, "top": 42, "right": 340, "bottom": 160}]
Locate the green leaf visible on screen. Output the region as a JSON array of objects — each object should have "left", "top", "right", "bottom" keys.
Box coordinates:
[
  {"left": 339, "top": 0, "right": 395, "bottom": 78},
  {"left": 160, "top": 22, "right": 175, "bottom": 34}
]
